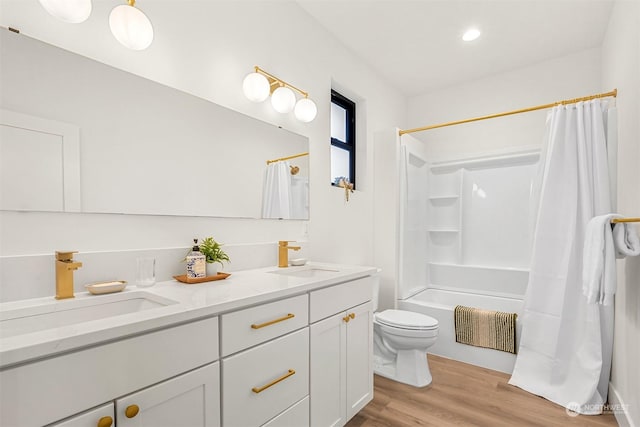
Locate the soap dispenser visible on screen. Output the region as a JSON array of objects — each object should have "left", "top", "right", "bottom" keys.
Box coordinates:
[{"left": 186, "top": 238, "right": 206, "bottom": 279}]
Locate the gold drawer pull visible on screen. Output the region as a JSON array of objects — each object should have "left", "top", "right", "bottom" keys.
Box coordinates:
[
  {"left": 252, "top": 369, "right": 296, "bottom": 393},
  {"left": 125, "top": 404, "right": 139, "bottom": 418},
  {"left": 251, "top": 313, "right": 295, "bottom": 329},
  {"left": 97, "top": 416, "right": 113, "bottom": 427},
  {"left": 343, "top": 315, "right": 351, "bottom": 323},
  {"left": 349, "top": 313, "right": 356, "bottom": 320}
]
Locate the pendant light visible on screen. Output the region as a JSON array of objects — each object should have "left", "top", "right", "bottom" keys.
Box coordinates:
[
  {"left": 109, "top": 0, "right": 154, "bottom": 51},
  {"left": 242, "top": 72, "right": 270, "bottom": 102},
  {"left": 294, "top": 97, "right": 318, "bottom": 123},
  {"left": 38, "top": 0, "right": 92, "bottom": 23},
  {"left": 271, "top": 86, "right": 296, "bottom": 114}
]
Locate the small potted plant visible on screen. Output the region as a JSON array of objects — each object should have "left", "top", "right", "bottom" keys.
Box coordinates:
[{"left": 199, "top": 236, "right": 230, "bottom": 276}]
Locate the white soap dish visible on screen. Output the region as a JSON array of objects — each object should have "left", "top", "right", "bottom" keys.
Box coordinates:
[
  {"left": 85, "top": 280, "right": 127, "bottom": 295},
  {"left": 290, "top": 258, "right": 307, "bottom": 266}
]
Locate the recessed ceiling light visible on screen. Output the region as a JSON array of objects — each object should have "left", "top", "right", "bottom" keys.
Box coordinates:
[{"left": 462, "top": 28, "right": 481, "bottom": 42}]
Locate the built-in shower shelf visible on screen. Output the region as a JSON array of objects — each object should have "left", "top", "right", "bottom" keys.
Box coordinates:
[{"left": 428, "top": 195, "right": 459, "bottom": 201}]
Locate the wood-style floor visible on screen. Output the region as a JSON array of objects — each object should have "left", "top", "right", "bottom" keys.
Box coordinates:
[{"left": 347, "top": 354, "right": 618, "bottom": 427}]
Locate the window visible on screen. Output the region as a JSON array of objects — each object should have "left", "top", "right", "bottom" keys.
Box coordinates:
[{"left": 330, "top": 90, "right": 355, "bottom": 189}]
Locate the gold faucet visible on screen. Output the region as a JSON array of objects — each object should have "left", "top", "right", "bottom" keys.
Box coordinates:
[
  {"left": 278, "top": 241, "right": 301, "bottom": 268},
  {"left": 55, "top": 251, "right": 82, "bottom": 299}
]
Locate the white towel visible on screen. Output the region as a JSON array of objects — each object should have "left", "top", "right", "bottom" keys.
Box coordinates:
[
  {"left": 613, "top": 223, "right": 640, "bottom": 258},
  {"left": 582, "top": 214, "right": 620, "bottom": 305}
]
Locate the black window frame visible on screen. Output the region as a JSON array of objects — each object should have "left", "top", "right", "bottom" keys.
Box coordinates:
[{"left": 330, "top": 89, "right": 356, "bottom": 189}]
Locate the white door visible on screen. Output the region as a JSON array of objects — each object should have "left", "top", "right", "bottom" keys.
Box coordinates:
[
  {"left": 310, "top": 312, "right": 346, "bottom": 427},
  {"left": 345, "top": 302, "right": 373, "bottom": 421},
  {"left": 51, "top": 403, "right": 114, "bottom": 427},
  {"left": 116, "top": 362, "right": 220, "bottom": 427}
]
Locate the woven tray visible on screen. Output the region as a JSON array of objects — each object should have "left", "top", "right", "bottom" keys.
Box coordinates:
[{"left": 173, "top": 272, "right": 231, "bottom": 284}]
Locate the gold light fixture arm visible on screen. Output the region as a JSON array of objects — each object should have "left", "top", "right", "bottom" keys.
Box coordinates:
[{"left": 254, "top": 66, "right": 309, "bottom": 98}]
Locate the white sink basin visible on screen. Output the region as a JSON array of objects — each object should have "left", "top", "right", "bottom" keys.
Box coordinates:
[
  {"left": 269, "top": 267, "right": 340, "bottom": 278},
  {"left": 0, "top": 291, "right": 178, "bottom": 339}
]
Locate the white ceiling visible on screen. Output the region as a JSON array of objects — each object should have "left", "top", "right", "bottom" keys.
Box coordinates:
[{"left": 296, "top": 0, "right": 615, "bottom": 96}]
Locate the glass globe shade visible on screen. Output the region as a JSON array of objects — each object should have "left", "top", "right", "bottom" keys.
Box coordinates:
[
  {"left": 271, "top": 87, "right": 296, "bottom": 113},
  {"left": 242, "top": 72, "right": 270, "bottom": 102},
  {"left": 109, "top": 4, "right": 154, "bottom": 51},
  {"left": 38, "top": 0, "right": 92, "bottom": 23},
  {"left": 294, "top": 98, "right": 317, "bottom": 123}
]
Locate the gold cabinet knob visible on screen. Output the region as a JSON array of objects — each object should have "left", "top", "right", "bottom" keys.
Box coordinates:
[
  {"left": 125, "top": 404, "right": 140, "bottom": 418},
  {"left": 343, "top": 315, "right": 350, "bottom": 323},
  {"left": 349, "top": 313, "right": 356, "bottom": 319},
  {"left": 97, "top": 416, "right": 113, "bottom": 427}
]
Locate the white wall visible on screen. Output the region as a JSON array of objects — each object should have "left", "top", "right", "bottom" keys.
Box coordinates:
[
  {"left": 0, "top": 1, "right": 406, "bottom": 300},
  {"left": 407, "top": 48, "right": 602, "bottom": 159},
  {"left": 602, "top": 1, "right": 640, "bottom": 426}
]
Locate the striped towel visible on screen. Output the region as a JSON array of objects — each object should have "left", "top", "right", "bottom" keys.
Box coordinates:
[{"left": 454, "top": 305, "right": 517, "bottom": 354}]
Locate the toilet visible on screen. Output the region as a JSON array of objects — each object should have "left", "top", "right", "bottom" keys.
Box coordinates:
[{"left": 372, "top": 278, "right": 439, "bottom": 387}]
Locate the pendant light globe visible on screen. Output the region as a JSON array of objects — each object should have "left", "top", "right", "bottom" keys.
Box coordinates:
[
  {"left": 38, "top": 0, "right": 92, "bottom": 23},
  {"left": 109, "top": 3, "right": 154, "bottom": 50}
]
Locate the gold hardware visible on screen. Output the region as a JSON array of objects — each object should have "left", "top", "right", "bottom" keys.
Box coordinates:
[
  {"left": 399, "top": 89, "right": 618, "bottom": 135},
  {"left": 349, "top": 313, "right": 356, "bottom": 320},
  {"left": 343, "top": 315, "right": 351, "bottom": 323},
  {"left": 251, "top": 313, "right": 295, "bottom": 329},
  {"left": 55, "top": 251, "right": 82, "bottom": 300},
  {"left": 266, "top": 152, "right": 309, "bottom": 165},
  {"left": 612, "top": 217, "right": 640, "bottom": 223},
  {"left": 278, "top": 241, "right": 301, "bottom": 268},
  {"left": 253, "top": 66, "right": 309, "bottom": 99},
  {"left": 97, "top": 416, "right": 113, "bottom": 427},
  {"left": 127, "top": 0, "right": 136, "bottom": 6},
  {"left": 125, "top": 404, "right": 139, "bottom": 418},
  {"left": 252, "top": 369, "right": 296, "bottom": 393},
  {"left": 338, "top": 179, "right": 354, "bottom": 202}
]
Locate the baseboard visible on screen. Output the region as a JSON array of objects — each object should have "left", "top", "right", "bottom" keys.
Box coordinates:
[{"left": 609, "top": 382, "right": 635, "bottom": 427}]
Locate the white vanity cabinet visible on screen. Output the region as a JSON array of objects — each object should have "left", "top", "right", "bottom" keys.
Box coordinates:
[
  {"left": 309, "top": 277, "right": 374, "bottom": 427},
  {"left": 220, "top": 294, "right": 310, "bottom": 427},
  {"left": 49, "top": 403, "right": 114, "bottom": 427},
  {"left": 116, "top": 362, "right": 220, "bottom": 427},
  {"left": 2, "top": 317, "right": 220, "bottom": 427}
]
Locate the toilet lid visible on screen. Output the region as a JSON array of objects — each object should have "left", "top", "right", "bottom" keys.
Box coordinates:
[{"left": 375, "top": 309, "right": 438, "bottom": 330}]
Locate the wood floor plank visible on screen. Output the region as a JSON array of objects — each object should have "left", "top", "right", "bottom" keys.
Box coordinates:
[{"left": 347, "top": 354, "right": 618, "bottom": 427}]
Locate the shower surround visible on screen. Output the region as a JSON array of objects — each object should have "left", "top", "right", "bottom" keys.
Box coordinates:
[{"left": 397, "top": 134, "right": 539, "bottom": 373}]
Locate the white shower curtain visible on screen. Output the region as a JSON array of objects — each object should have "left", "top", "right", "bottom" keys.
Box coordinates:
[
  {"left": 262, "top": 161, "right": 292, "bottom": 219},
  {"left": 509, "top": 100, "right": 616, "bottom": 414}
]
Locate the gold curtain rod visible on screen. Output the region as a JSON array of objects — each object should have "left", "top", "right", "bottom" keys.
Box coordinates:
[
  {"left": 399, "top": 89, "right": 618, "bottom": 136},
  {"left": 266, "top": 152, "right": 309, "bottom": 165},
  {"left": 612, "top": 217, "right": 640, "bottom": 224}
]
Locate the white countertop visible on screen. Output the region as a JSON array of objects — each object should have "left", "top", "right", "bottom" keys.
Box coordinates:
[{"left": 0, "top": 263, "right": 377, "bottom": 369}]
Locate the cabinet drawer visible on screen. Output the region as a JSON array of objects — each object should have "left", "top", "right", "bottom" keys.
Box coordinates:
[
  {"left": 221, "top": 294, "right": 308, "bottom": 356},
  {"left": 310, "top": 276, "right": 372, "bottom": 323},
  {"left": 222, "top": 328, "right": 309, "bottom": 427},
  {"left": 263, "top": 396, "right": 309, "bottom": 427}
]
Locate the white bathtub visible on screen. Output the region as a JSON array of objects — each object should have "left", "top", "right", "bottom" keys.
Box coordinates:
[{"left": 399, "top": 287, "right": 524, "bottom": 374}]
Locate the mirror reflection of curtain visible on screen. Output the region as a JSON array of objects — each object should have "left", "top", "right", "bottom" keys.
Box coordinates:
[{"left": 262, "top": 161, "right": 293, "bottom": 219}]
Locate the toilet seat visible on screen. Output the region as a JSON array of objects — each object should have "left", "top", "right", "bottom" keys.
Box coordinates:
[{"left": 375, "top": 309, "right": 438, "bottom": 330}]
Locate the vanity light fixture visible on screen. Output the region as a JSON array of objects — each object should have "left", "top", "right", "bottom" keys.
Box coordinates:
[
  {"left": 242, "top": 66, "right": 318, "bottom": 123},
  {"left": 38, "top": 0, "right": 92, "bottom": 24},
  {"left": 109, "top": 0, "right": 154, "bottom": 50}
]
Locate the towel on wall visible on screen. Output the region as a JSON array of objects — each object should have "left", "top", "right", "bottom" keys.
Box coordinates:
[
  {"left": 454, "top": 305, "right": 517, "bottom": 354},
  {"left": 613, "top": 222, "right": 640, "bottom": 258},
  {"left": 582, "top": 214, "right": 621, "bottom": 305}
]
